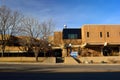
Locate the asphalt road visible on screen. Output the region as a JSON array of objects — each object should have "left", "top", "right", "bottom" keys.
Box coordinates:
[{"left": 0, "top": 63, "right": 120, "bottom": 80}]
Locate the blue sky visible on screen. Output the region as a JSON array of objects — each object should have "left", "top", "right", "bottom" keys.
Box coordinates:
[{"left": 0, "top": 0, "right": 120, "bottom": 30}]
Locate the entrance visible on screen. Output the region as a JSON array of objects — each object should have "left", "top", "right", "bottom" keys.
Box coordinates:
[
  {"left": 103, "top": 46, "right": 112, "bottom": 56},
  {"left": 103, "top": 46, "right": 119, "bottom": 56}
]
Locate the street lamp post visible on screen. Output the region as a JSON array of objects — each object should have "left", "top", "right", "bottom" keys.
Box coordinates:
[
  {"left": 69, "top": 43, "right": 72, "bottom": 54},
  {"left": 66, "top": 43, "right": 72, "bottom": 56},
  {"left": 48, "top": 43, "right": 51, "bottom": 57}
]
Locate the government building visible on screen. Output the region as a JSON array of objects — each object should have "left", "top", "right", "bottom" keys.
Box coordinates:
[
  {"left": 53, "top": 24, "right": 120, "bottom": 57},
  {"left": 0, "top": 24, "right": 120, "bottom": 57}
]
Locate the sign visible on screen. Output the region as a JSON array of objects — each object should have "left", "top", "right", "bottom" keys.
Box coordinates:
[{"left": 70, "top": 52, "right": 78, "bottom": 58}]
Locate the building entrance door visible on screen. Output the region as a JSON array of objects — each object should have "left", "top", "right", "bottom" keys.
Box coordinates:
[{"left": 103, "top": 46, "right": 112, "bottom": 56}]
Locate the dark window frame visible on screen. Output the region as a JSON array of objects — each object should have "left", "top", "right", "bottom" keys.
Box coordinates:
[
  {"left": 68, "top": 34, "right": 78, "bottom": 39},
  {"left": 87, "top": 32, "right": 89, "bottom": 38},
  {"left": 107, "top": 32, "right": 109, "bottom": 37},
  {"left": 100, "top": 32, "right": 102, "bottom": 38},
  {"left": 62, "top": 28, "right": 81, "bottom": 39}
]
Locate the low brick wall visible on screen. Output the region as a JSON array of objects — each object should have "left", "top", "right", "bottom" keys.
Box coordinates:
[
  {"left": 64, "top": 56, "right": 120, "bottom": 64},
  {"left": 79, "top": 56, "right": 120, "bottom": 63},
  {"left": 0, "top": 57, "right": 56, "bottom": 63},
  {"left": 1, "top": 56, "right": 120, "bottom": 64}
]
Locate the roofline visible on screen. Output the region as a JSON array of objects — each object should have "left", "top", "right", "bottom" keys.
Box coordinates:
[
  {"left": 83, "top": 24, "right": 120, "bottom": 26},
  {"left": 63, "top": 28, "right": 81, "bottom": 29}
]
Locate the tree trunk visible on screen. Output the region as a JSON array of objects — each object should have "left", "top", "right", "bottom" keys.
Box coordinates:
[
  {"left": 35, "top": 56, "right": 38, "bottom": 62},
  {"left": 1, "top": 50, "right": 4, "bottom": 57},
  {"left": 1, "top": 46, "right": 5, "bottom": 57},
  {"left": 34, "top": 52, "right": 39, "bottom": 62},
  {"left": 34, "top": 47, "right": 39, "bottom": 62},
  {"left": 44, "top": 52, "right": 46, "bottom": 57}
]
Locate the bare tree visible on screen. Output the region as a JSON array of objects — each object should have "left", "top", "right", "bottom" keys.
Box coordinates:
[
  {"left": 40, "top": 19, "right": 55, "bottom": 57},
  {"left": 20, "top": 17, "right": 41, "bottom": 61},
  {"left": 21, "top": 17, "right": 55, "bottom": 61},
  {"left": 0, "top": 6, "right": 23, "bottom": 57},
  {"left": 41, "top": 19, "right": 55, "bottom": 39}
]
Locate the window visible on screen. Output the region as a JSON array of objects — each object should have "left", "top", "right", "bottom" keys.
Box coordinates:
[
  {"left": 63, "top": 28, "right": 81, "bottom": 39},
  {"left": 87, "top": 32, "right": 89, "bottom": 38},
  {"left": 100, "top": 32, "right": 102, "bottom": 38},
  {"left": 107, "top": 32, "right": 109, "bottom": 37},
  {"left": 68, "top": 34, "right": 77, "bottom": 39}
]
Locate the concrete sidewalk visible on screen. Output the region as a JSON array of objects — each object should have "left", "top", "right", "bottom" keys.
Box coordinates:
[{"left": 0, "top": 62, "right": 120, "bottom": 66}]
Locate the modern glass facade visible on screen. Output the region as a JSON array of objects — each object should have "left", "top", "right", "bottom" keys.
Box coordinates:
[{"left": 62, "top": 28, "right": 81, "bottom": 39}]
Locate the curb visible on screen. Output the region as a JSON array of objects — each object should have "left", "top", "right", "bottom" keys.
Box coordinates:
[{"left": 0, "top": 62, "right": 120, "bottom": 65}]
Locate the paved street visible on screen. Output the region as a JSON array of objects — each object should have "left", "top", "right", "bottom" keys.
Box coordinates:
[
  {"left": 0, "top": 72, "right": 120, "bottom": 80},
  {"left": 0, "top": 63, "right": 120, "bottom": 80},
  {"left": 0, "top": 63, "right": 120, "bottom": 72}
]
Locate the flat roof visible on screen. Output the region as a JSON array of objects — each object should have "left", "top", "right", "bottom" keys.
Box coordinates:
[{"left": 83, "top": 24, "right": 120, "bottom": 26}]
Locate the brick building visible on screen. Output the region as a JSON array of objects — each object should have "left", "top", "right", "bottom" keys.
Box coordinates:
[{"left": 53, "top": 24, "right": 120, "bottom": 57}]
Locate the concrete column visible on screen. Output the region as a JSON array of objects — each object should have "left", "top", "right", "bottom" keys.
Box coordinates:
[{"left": 101, "top": 47, "right": 103, "bottom": 56}]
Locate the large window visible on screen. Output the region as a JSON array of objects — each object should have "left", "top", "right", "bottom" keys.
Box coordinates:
[
  {"left": 63, "top": 28, "right": 81, "bottom": 39},
  {"left": 68, "top": 34, "right": 77, "bottom": 39}
]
